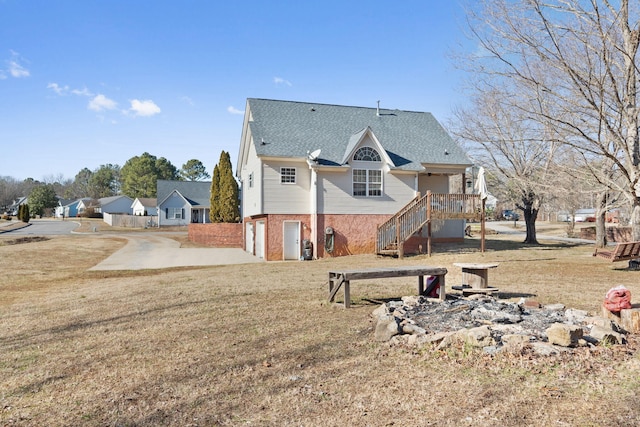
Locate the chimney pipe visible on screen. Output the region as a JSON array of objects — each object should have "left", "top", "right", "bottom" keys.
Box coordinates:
[{"left": 376, "top": 100, "right": 380, "bottom": 117}]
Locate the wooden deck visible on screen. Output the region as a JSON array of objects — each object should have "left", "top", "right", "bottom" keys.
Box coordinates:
[
  {"left": 376, "top": 192, "right": 484, "bottom": 258},
  {"left": 328, "top": 266, "right": 447, "bottom": 308}
]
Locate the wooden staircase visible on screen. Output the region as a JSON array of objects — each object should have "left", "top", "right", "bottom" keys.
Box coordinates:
[{"left": 376, "top": 191, "right": 482, "bottom": 258}]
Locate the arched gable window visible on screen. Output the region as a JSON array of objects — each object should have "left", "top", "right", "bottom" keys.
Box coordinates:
[
  {"left": 353, "top": 146, "right": 381, "bottom": 162},
  {"left": 352, "top": 146, "right": 383, "bottom": 197}
]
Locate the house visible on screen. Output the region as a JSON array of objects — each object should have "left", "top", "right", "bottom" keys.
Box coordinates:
[
  {"left": 96, "top": 195, "right": 133, "bottom": 215},
  {"left": 6, "top": 197, "right": 27, "bottom": 215},
  {"left": 77, "top": 198, "right": 99, "bottom": 216},
  {"left": 131, "top": 198, "right": 158, "bottom": 216},
  {"left": 157, "top": 180, "right": 211, "bottom": 226},
  {"left": 55, "top": 198, "right": 91, "bottom": 218},
  {"left": 77, "top": 196, "right": 133, "bottom": 216},
  {"left": 236, "top": 98, "right": 475, "bottom": 261}
]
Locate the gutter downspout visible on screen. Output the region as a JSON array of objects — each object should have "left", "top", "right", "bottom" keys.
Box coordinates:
[{"left": 310, "top": 164, "right": 318, "bottom": 259}]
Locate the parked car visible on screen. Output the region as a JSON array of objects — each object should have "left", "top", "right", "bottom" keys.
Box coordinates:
[{"left": 502, "top": 209, "right": 520, "bottom": 221}]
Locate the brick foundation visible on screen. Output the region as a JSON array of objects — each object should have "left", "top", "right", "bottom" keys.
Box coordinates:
[
  {"left": 243, "top": 213, "right": 466, "bottom": 261},
  {"left": 188, "top": 223, "right": 243, "bottom": 247},
  {"left": 316, "top": 214, "right": 388, "bottom": 258}
]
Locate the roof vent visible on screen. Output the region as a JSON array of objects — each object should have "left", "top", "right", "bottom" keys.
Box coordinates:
[
  {"left": 310, "top": 107, "right": 316, "bottom": 112},
  {"left": 376, "top": 100, "right": 380, "bottom": 117}
]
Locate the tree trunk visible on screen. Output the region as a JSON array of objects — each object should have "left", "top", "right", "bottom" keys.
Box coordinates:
[
  {"left": 595, "top": 192, "right": 607, "bottom": 248},
  {"left": 632, "top": 201, "right": 640, "bottom": 241},
  {"left": 523, "top": 205, "right": 539, "bottom": 244}
]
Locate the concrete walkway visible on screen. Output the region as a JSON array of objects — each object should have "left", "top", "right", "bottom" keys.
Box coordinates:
[{"left": 89, "top": 234, "right": 263, "bottom": 270}]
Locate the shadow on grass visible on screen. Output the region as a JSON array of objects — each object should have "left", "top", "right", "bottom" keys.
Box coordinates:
[
  {"left": 415, "top": 237, "right": 593, "bottom": 255},
  {"left": 496, "top": 291, "right": 537, "bottom": 299}
]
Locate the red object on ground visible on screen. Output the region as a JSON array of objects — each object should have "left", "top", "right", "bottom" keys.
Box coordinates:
[
  {"left": 604, "top": 285, "right": 632, "bottom": 312},
  {"left": 426, "top": 275, "right": 440, "bottom": 298}
]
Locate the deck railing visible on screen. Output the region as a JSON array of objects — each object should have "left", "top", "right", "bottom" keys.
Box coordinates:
[{"left": 376, "top": 192, "right": 481, "bottom": 255}]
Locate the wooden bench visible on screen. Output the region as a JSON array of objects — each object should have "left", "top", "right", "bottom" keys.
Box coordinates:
[
  {"left": 328, "top": 266, "right": 447, "bottom": 308},
  {"left": 593, "top": 241, "right": 640, "bottom": 266}
]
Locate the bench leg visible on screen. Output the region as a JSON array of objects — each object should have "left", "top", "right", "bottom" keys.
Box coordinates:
[
  {"left": 344, "top": 280, "right": 350, "bottom": 308},
  {"left": 418, "top": 275, "right": 424, "bottom": 295},
  {"left": 439, "top": 274, "right": 446, "bottom": 301},
  {"left": 328, "top": 273, "right": 344, "bottom": 303}
]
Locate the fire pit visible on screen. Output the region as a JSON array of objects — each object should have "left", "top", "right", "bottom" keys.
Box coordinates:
[{"left": 372, "top": 294, "right": 628, "bottom": 356}]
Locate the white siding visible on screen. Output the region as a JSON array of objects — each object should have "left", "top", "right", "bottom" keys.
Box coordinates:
[
  {"left": 418, "top": 174, "right": 448, "bottom": 194},
  {"left": 159, "top": 193, "right": 190, "bottom": 226},
  {"left": 318, "top": 169, "right": 415, "bottom": 214},
  {"left": 263, "top": 160, "right": 311, "bottom": 214},
  {"left": 241, "top": 142, "right": 263, "bottom": 217}
]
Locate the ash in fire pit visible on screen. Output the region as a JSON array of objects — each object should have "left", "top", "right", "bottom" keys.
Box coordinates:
[{"left": 372, "top": 294, "right": 628, "bottom": 356}]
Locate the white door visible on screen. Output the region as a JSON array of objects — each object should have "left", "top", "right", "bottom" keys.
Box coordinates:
[
  {"left": 245, "top": 222, "right": 254, "bottom": 254},
  {"left": 256, "top": 221, "right": 265, "bottom": 259},
  {"left": 283, "top": 221, "right": 300, "bottom": 260}
]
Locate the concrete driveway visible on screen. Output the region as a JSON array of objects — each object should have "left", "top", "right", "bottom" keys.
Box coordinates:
[{"left": 89, "top": 233, "right": 263, "bottom": 270}]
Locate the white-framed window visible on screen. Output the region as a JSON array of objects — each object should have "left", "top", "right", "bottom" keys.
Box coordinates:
[
  {"left": 280, "top": 167, "right": 296, "bottom": 184},
  {"left": 167, "top": 207, "right": 183, "bottom": 219},
  {"left": 353, "top": 169, "right": 382, "bottom": 197},
  {"left": 353, "top": 146, "right": 381, "bottom": 161},
  {"left": 248, "top": 172, "right": 254, "bottom": 188}
]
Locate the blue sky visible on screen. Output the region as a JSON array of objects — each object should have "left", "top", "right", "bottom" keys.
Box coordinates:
[{"left": 0, "top": 1, "right": 472, "bottom": 181}]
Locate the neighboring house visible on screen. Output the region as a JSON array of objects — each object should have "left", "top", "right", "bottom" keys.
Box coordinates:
[
  {"left": 157, "top": 180, "right": 211, "bottom": 226},
  {"left": 558, "top": 209, "right": 596, "bottom": 222},
  {"left": 77, "top": 198, "right": 99, "bottom": 215},
  {"left": 55, "top": 198, "right": 90, "bottom": 218},
  {"left": 236, "top": 98, "right": 475, "bottom": 261},
  {"left": 131, "top": 198, "right": 158, "bottom": 216},
  {"left": 77, "top": 196, "right": 133, "bottom": 216},
  {"left": 96, "top": 195, "right": 134, "bottom": 215},
  {"left": 6, "top": 197, "right": 27, "bottom": 215}
]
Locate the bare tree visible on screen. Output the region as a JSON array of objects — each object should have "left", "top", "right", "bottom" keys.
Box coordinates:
[
  {"left": 453, "top": 87, "right": 559, "bottom": 243},
  {"left": 461, "top": 0, "right": 640, "bottom": 241},
  {"left": 0, "top": 176, "right": 23, "bottom": 212}
]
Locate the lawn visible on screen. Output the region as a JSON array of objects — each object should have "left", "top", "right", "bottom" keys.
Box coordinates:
[{"left": 1, "top": 230, "right": 639, "bottom": 426}]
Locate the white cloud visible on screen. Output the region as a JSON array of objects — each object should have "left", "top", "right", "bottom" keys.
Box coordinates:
[
  {"left": 227, "top": 106, "right": 244, "bottom": 115},
  {"left": 129, "top": 99, "right": 161, "bottom": 117},
  {"left": 88, "top": 94, "right": 118, "bottom": 112},
  {"left": 9, "top": 60, "right": 29, "bottom": 78},
  {"left": 72, "top": 87, "right": 92, "bottom": 97},
  {"left": 47, "top": 82, "right": 69, "bottom": 95},
  {"left": 48, "top": 83, "right": 93, "bottom": 97},
  {"left": 3, "top": 51, "right": 30, "bottom": 78},
  {"left": 274, "top": 76, "right": 292, "bottom": 86}
]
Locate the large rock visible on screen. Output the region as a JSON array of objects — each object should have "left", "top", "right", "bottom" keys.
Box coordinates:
[
  {"left": 546, "top": 323, "right": 583, "bottom": 347},
  {"left": 589, "top": 325, "right": 625, "bottom": 345},
  {"left": 374, "top": 315, "right": 401, "bottom": 341},
  {"left": 371, "top": 304, "right": 389, "bottom": 318},
  {"left": 437, "top": 325, "right": 495, "bottom": 350},
  {"left": 565, "top": 308, "right": 589, "bottom": 324}
]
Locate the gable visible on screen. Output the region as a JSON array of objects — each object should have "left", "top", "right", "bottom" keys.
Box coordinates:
[
  {"left": 340, "top": 127, "right": 395, "bottom": 168},
  {"left": 157, "top": 180, "right": 211, "bottom": 207}
]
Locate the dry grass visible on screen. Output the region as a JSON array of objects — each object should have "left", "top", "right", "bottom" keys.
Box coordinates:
[{"left": 1, "top": 232, "right": 640, "bottom": 426}]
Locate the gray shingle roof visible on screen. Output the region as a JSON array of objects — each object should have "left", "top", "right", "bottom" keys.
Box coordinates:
[
  {"left": 157, "top": 180, "right": 211, "bottom": 207},
  {"left": 246, "top": 98, "right": 471, "bottom": 171}
]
